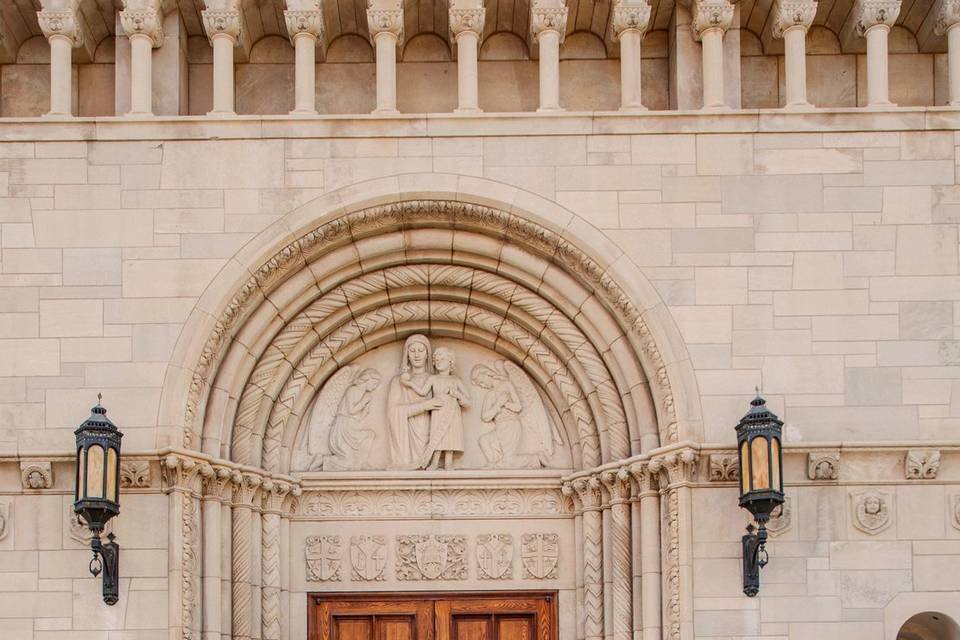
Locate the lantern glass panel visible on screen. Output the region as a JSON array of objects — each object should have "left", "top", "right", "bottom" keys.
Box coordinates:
[
  {"left": 106, "top": 447, "right": 118, "bottom": 502},
  {"left": 750, "top": 436, "right": 770, "bottom": 491},
  {"left": 86, "top": 444, "right": 105, "bottom": 499},
  {"left": 739, "top": 440, "right": 750, "bottom": 495},
  {"left": 76, "top": 446, "right": 84, "bottom": 501},
  {"left": 771, "top": 438, "right": 781, "bottom": 492}
]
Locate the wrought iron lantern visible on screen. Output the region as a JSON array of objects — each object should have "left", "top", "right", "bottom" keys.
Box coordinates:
[
  {"left": 73, "top": 395, "right": 123, "bottom": 605},
  {"left": 735, "top": 391, "right": 784, "bottom": 597}
]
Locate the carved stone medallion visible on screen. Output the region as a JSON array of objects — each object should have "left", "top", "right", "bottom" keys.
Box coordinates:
[
  {"left": 905, "top": 449, "right": 941, "bottom": 479},
  {"left": 120, "top": 461, "right": 151, "bottom": 488},
  {"left": 850, "top": 489, "right": 892, "bottom": 535},
  {"left": 305, "top": 535, "right": 342, "bottom": 581},
  {"left": 21, "top": 461, "right": 53, "bottom": 490},
  {"left": 707, "top": 454, "right": 738, "bottom": 482},
  {"left": 476, "top": 534, "right": 513, "bottom": 580},
  {"left": 807, "top": 452, "right": 839, "bottom": 480},
  {"left": 350, "top": 535, "right": 387, "bottom": 581},
  {"left": 396, "top": 534, "right": 467, "bottom": 580},
  {"left": 521, "top": 533, "right": 559, "bottom": 579},
  {"left": 766, "top": 497, "right": 792, "bottom": 536},
  {"left": 0, "top": 500, "right": 9, "bottom": 542}
]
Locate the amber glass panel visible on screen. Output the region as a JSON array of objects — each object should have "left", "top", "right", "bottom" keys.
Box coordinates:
[
  {"left": 770, "top": 438, "right": 781, "bottom": 492},
  {"left": 739, "top": 440, "right": 750, "bottom": 494},
  {"left": 750, "top": 437, "right": 770, "bottom": 490},
  {"left": 106, "top": 447, "right": 118, "bottom": 502},
  {"left": 86, "top": 444, "right": 105, "bottom": 499},
  {"left": 76, "top": 446, "right": 85, "bottom": 501}
]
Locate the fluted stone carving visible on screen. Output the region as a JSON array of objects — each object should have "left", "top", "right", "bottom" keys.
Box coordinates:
[
  {"left": 231, "top": 473, "right": 262, "bottom": 640},
  {"left": 262, "top": 480, "right": 292, "bottom": 640}
]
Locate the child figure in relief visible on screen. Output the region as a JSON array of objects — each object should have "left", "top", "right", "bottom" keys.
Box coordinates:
[{"left": 400, "top": 346, "right": 470, "bottom": 470}]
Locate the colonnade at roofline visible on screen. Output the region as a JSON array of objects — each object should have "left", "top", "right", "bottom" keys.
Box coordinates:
[{"left": 29, "top": 0, "right": 960, "bottom": 116}]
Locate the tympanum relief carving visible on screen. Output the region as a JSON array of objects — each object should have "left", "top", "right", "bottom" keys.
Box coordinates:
[{"left": 292, "top": 335, "right": 569, "bottom": 471}]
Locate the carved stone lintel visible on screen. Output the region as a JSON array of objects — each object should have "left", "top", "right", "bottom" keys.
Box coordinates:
[
  {"left": 120, "top": 460, "right": 151, "bottom": 488},
  {"left": 905, "top": 449, "right": 941, "bottom": 479},
  {"left": 611, "top": 1, "right": 651, "bottom": 40},
  {"left": 936, "top": 0, "right": 960, "bottom": 35},
  {"left": 396, "top": 534, "right": 467, "bottom": 580},
  {"left": 305, "top": 535, "right": 342, "bottom": 581},
  {"left": 119, "top": 6, "right": 163, "bottom": 47},
  {"left": 691, "top": 0, "right": 735, "bottom": 40},
  {"left": 366, "top": 8, "right": 404, "bottom": 46},
  {"left": 37, "top": 9, "right": 84, "bottom": 46},
  {"left": 807, "top": 451, "right": 840, "bottom": 480},
  {"left": 350, "top": 535, "right": 387, "bottom": 581},
  {"left": 707, "top": 453, "right": 739, "bottom": 482},
  {"left": 520, "top": 533, "right": 559, "bottom": 579},
  {"left": 284, "top": 10, "right": 324, "bottom": 45},
  {"left": 772, "top": 0, "right": 817, "bottom": 37},
  {"left": 854, "top": 0, "right": 901, "bottom": 35},
  {"left": 766, "top": 496, "right": 792, "bottom": 536},
  {"left": 851, "top": 489, "right": 892, "bottom": 535},
  {"left": 476, "top": 533, "right": 513, "bottom": 579},
  {"left": 202, "top": 9, "right": 242, "bottom": 43},
  {"left": 449, "top": 7, "right": 486, "bottom": 41},
  {"left": 21, "top": 461, "right": 53, "bottom": 490},
  {"left": 530, "top": 5, "right": 569, "bottom": 42}
]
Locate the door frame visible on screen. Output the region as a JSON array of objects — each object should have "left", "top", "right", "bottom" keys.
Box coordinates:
[{"left": 307, "top": 591, "right": 559, "bottom": 640}]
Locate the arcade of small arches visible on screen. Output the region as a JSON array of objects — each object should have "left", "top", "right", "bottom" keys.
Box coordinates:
[{"left": 6, "top": 0, "right": 960, "bottom": 117}]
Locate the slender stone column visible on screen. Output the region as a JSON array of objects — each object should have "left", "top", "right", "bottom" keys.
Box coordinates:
[
  {"left": 37, "top": 8, "right": 82, "bottom": 117},
  {"left": 367, "top": 5, "right": 403, "bottom": 114},
  {"left": 772, "top": 0, "right": 817, "bottom": 109},
  {"left": 261, "top": 480, "right": 291, "bottom": 640},
  {"left": 119, "top": 4, "right": 163, "bottom": 115},
  {"left": 572, "top": 477, "right": 604, "bottom": 640},
  {"left": 449, "top": 5, "right": 485, "bottom": 112},
  {"left": 201, "top": 467, "right": 232, "bottom": 640},
  {"left": 231, "top": 474, "right": 262, "bottom": 640},
  {"left": 161, "top": 456, "right": 207, "bottom": 640},
  {"left": 612, "top": 1, "right": 651, "bottom": 111},
  {"left": 284, "top": 9, "right": 323, "bottom": 115},
  {"left": 202, "top": 9, "right": 242, "bottom": 115},
  {"left": 220, "top": 474, "right": 235, "bottom": 640},
  {"left": 691, "top": 0, "right": 735, "bottom": 109},
  {"left": 601, "top": 470, "right": 633, "bottom": 640},
  {"left": 563, "top": 483, "right": 586, "bottom": 640},
  {"left": 629, "top": 464, "right": 661, "bottom": 640},
  {"left": 530, "top": 0, "right": 568, "bottom": 112},
  {"left": 936, "top": 0, "right": 960, "bottom": 106},
  {"left": 854, "top": 0, "right": 901, "bottom": 107}
]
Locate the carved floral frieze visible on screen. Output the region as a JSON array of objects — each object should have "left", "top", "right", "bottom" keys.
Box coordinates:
[
  {"left": 476, "top": 534, "right": 513, "bottom": 580},
  {"left": 905, "top": 449, "right": 941, "bottom": 479},
  {"left": 297, "top": 488, "right": 569, "bottom": 519},
  {"left": 396, "top": 534, "right": 467, "bottom": 580},
  {"left": 850, "top": 489, "right": 892, "bottom": 535}
]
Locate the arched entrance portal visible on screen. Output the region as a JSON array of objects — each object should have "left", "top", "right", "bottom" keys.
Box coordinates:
[{"left": 158, "top": 180, "right": 701, "bottom": 640}]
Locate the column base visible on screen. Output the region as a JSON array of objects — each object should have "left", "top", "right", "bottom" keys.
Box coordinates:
[
  {"left": 783, "top": 101, "right": 815, "bottom": 111},
  {"left": 289, "top": 109, "right": 319, "bottom": 117},
  {"left": 618, "top": 105, "right": 648, "bottom": 113},
  {"left": 701, "top": 103, "right": 732, "bottom": 111},
  {"left": 536, "top": 106, "right": 565, "bottom": 113},
  {"left": 206, "top": 110, "right": 238, "bottom": 117},
  {"left": 372, "top": 108, "right": 400, "bottom": 115},
  {"left": 865, "top": 100, "right": 897, "bottom": 109},
  {"left": 454, "top": 107, "right": 483, "bottom": 114},
  {"left": 124, "top": 111, "right": 156, "bottom": 118},
  {"left": 42, "top": 111, "right": 73, "bottom": 119}
]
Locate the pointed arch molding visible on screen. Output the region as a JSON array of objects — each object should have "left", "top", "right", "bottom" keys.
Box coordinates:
[{"left": 162, "top": 178, "right": 702, "bottom": 471}]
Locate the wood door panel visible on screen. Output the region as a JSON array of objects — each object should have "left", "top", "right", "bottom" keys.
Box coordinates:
[{"left": 497, "top": 615, "right": 535, "bottom": 640}]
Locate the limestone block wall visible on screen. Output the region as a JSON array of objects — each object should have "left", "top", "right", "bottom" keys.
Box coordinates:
[{"left": 0, "top": 111, "right": 959, "bottom": 638}]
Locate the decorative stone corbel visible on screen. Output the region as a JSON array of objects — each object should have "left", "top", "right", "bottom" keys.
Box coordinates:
[
  {"left": 119, "top": 2, "right": 164, "bottom": 47},
  {"left": 807, "top": 451, "right": 840, "bottom": 480},
  {"left": 120, "top": 460, "right": 151, "bottom": 488},
  {"left": 20, "top": 461, "right": 53, "bottom": 489},
  {"left": 905, "top": 449, "right": 941, "bottom": 479},
  {"left": 707, "top": 453, "right": 739, "bottom": 481},
  {"left": 691, "top": 0, "right": 735, "bottom": 40}
]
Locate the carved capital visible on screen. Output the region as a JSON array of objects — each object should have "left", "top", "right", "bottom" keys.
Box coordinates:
[
  {"left": 649, "top": 448, "right": 698, "bottom": 487},
  {"left": 807, "top": 451, "right": 840, "bottom": 480},
  {"left": 202, "top": 9, "right": 241, "bottom": 43},
  {"left": 449, "top": 7, "right": 486, "bottom": 40},
  {"left": 231, "top": 472, "right": 263, "bottom": 508},
  {"left": 202, "top": 465, "right": 234, "bottom": 501},
  {"left": 366, "top": 8, "right": 404, "bottom": 46},
  {"left": 530, "top": 6, "right": 568, "bottom": 42},
  {"left": 772, "top": 0, "right": 817, "bottom": 37},
  {"left": 691, "top": 0, "right": 735, "bottom": 39},
  {"left": 120, "top": 6, "right": 163, "bottom": 47},
  {"left": 611, "top": 1, "right": 651, "bottom": 40},
  {"left": 37, "top": 10, "right": 83, "bottom": 46},
  {"left": 601, "top": 468, "right": 632, "bottom": 504},
  {"left": 261, "top": 479, "right": 294, "bottom": 513},
  {"left": 936, "top": 0, "right": 960, "bottom": 35},
  {"left": 854, "top": 0, "right": 901, "bottom": 35},
  {"left": 20, "top": 461, "right": 53, "bottom": 490},
  {"left": 161, "top": 454, "right": 209, "bottom": 495},
  {"left": 628, "top": 462, "right": 658, "bottom": 493},
  {"left": 565, "top": 476, "right": 602, "bottom": 511},
  {"left": 284, "top": 10, "right": 324, "bottom": 44},
  {"left": 120, "top": 460, "right": 151, "bottom": 488},
  {"left": 905, "top": 449, "right": 941, "bottom": 480}
]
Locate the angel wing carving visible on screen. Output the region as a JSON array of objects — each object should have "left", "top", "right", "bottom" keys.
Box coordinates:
[
  {"left": 292, "top": 365, "right": 358, "bottom": 471},
  {"left": 500, "top": 361, "right": 563, "bottom": 465}
]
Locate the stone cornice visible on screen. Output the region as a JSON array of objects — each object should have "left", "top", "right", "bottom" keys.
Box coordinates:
[
  {"left": 611, "top": 1, "right": 652, "bottom": 40},
  {"left": 772, "top": 0, "right": 818, "bottom": 37},
  {"left": 691, "top": 0, "right": 735, "bottom": 40}
]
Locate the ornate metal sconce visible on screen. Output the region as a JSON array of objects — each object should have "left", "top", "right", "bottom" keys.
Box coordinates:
[
  {"left": 735, "top": 391, "right": 784, "bottom": 597},
  {"left": 73, "top": 396, "right": 123, "bottom": 605}
]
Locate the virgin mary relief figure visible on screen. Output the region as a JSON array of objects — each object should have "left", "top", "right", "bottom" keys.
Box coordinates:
[{"left": 387, "top": 334, "right": 447, "bottom": 469}]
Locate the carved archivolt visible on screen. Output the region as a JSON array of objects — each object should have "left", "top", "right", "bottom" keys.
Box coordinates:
[{"left": 182, "top": 200, "right": 679, "bottom": 467}]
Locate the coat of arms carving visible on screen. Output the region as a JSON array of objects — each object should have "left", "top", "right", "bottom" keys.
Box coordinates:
[
  {"left": 350, "top": 535, "right": 387, "bottom": 581},
  {"left": 520, "top": 533, "right": 559, "bottom": 579},
  {"left": 476, "top": 534, "right": 513, "bottom": 579},
  {"left": 396, "top": 534, "right": 467, "bottom": 580},
  {"left": 305, "top": 535, "right": 342, "bottom": 581}
]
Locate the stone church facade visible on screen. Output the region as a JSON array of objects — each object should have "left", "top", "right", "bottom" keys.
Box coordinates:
[{"left": 2, "top": 0, "right": 960, "bottom": 638}]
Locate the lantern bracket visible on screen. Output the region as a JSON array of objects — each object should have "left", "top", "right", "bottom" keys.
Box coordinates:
[
  {"left": 89, "top": 532, "right": 120, "bottom": 605},
  {"left": 741, "top": 522, "right": 769, "bottom": 597}
]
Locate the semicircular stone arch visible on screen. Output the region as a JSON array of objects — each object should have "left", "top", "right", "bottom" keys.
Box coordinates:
[{"left": 163, "top": 181, "right": 702, "bottom": 472}]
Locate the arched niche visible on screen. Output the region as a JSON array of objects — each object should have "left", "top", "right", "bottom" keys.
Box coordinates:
[
  {"left": 326, "top": 34, "right": 375, "bottom": 62},
  {"left": 898, "top": 612, "right": 960, "bottom": 640},
  {"left": 159, "top": 175, "right": 702, "bottom": 473}
]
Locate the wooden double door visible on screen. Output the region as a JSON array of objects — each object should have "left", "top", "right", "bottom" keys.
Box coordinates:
[{"left": 308, "top": 592, "right": 557, "bottom": 640}]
